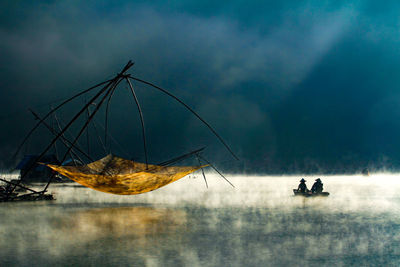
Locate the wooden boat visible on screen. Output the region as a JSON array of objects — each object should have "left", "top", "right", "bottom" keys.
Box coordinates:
[{"left": 293, "top": 189, "right": 329, "bottom": 197}]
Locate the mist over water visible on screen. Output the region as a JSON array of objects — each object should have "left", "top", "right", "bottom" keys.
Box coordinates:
[{"left": 1, "top": 174, "right": 400, "bottom": 266}]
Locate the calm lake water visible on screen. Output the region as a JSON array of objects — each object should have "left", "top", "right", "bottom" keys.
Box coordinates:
[{"left": 1, "top": 174, "right": 400, "bottom": 266}]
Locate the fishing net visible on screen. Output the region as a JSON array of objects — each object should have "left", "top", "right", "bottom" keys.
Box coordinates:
[{"left": 46, "top": 154, "right": 205, "bottom": 195}]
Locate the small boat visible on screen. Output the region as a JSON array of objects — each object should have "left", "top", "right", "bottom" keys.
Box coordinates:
[{"left": 293, "top": 189, "right": 329, "bottom": 197}]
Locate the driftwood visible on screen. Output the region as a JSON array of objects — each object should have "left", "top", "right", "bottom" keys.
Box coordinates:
[{"left": 0, "top": 178, "right": 54, "bottom": 202}]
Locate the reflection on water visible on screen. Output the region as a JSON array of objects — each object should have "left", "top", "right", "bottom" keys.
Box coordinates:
[
  {"left": 1, "top": 174, "right": 400, "bottom": 266},
  {"left": 56, "top": 207, "right": 187, "bottom": 243}
]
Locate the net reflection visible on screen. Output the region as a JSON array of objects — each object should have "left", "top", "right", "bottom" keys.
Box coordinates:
[{"left": 57, "top": 206, "right": 187, "bottom": 241}]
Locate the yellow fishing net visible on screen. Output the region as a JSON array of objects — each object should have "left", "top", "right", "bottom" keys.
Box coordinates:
[{"left": 46, "top": 154, "right": 206, "bottom": 195}]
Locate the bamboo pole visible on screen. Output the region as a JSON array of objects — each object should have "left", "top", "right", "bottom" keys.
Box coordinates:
[
  {"left": 0, "top": 178, "right": 38, "bottom": 193},
  {"left": 12, "top": 78, "right": 114, "bottom": 159},
  {"left": 53, "top": 111, "right": 83, "bottom": 166},
  {"left": 196, "top": 155, "right": 208, "bottom": 188},
  {"left": 104, "top": 86, "right": 117, "bottom": 150},
  {"left": 42, "top": 72, "right": 131, "bottom": 193},
  {"left": 198, "top": 154, "right": 234, "bottom": 188},
  {"left": 91, "top": 118, "right": 108, "bottom": 155},
  {"left": 29, "top": 109, "right": 90, "bottom": 163},
  {"left": 128, "top": 76, "right": 239, "bottom": 161},
  {"left": 86, "top": 102, "right": 90, "bottom": 156},
  {"left": 126, "top": 78, "right": 148, "bottom": 168},
  {"left": 6, "top": 75, "right": 116, "bottom": 198},
  {"left": 13, "top": 60, "right": 134, "bottom": 161},
  {"left": 92, "top": 118, "right": 130, "bottom": 158},
  {"left": 7, "top": 61, "right": 134, "bottom": 199},
  {"left": 41, "top": 74, "right": 126, "bottom": 192}
]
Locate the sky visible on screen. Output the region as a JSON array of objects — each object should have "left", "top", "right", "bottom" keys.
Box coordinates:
[{"left": 1, "top": 0, "right": 400, "bottom": 173}]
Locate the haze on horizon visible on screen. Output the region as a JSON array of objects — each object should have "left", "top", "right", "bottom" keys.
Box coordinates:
[{"left": 1, "top": 0, "right": 400, "bottom": 174}]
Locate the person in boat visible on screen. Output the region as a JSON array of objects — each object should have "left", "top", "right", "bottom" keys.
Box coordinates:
[
  {"left": 311, "top": 178, "right": 323, "bottom": 194},
  {"left": 297, "top": 178, "right": 308, "bottom": 193},
  {"left": 362, "top": 168, "right": 370, "bottom": 176}
]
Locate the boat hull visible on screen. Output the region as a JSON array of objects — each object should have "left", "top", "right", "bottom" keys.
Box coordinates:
[{"left": 293, "top": 189, "right": 329, "bottom": 197}]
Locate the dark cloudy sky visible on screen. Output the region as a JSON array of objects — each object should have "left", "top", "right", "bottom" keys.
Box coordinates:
[{"left": 1, "top": 0, "right": 400, "bottom": 173}]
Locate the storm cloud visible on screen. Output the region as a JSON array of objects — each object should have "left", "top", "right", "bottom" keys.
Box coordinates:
[{"left": 1, "top": 1, "right": 400, "bottom": 173}]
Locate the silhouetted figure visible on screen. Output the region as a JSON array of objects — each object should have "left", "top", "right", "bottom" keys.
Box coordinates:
[
  {"left": 311, "top": 178, "right": 323, "bottom": 194},
  {"left": 298, "top": 178, "right": 308, "bottom": 193},
  {"left": 362, "top": 168, "right": 370, "bottom": 176}
]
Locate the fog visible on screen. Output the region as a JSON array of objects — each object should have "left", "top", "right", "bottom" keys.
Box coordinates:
[
  {"left": 1, "top": 174, "right": 399, "bottom": 266},
  {"left": 41, "top": 173, "right": 400, "bottom": 212}
]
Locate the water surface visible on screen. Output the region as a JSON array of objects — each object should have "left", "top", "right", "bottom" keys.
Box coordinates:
[{"left": 1, "top": 174, "right": 399, "bottom": 266}]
